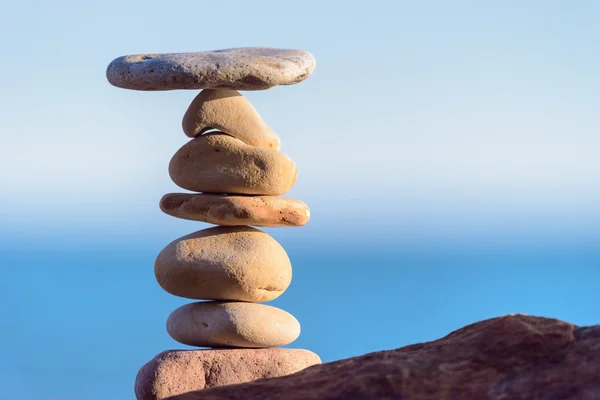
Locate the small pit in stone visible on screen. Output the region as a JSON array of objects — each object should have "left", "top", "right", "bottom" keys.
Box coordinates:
[{"left": 131, "top": 55, "right": 155, "bottom": 62}]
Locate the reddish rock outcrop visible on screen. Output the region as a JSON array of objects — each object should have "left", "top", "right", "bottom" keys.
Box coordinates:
[{"left": 166, "top": 315, "right": 600, "bottom": 400}]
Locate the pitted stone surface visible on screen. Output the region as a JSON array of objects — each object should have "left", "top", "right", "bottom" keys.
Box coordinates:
[{"left": 106, "top": 48, "right": 316, "bottom": 91}]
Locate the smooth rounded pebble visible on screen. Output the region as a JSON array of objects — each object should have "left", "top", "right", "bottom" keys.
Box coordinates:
[
  {"left": 167, "top": 301, "right": 301, "bottom": 348},
  {"left": 155, "top": 226, "right": 291, "bottom": 302},
  {"left": 134, "top": 348, "right": 321, "bottom": 400},
  {"left": 160, "top": 193, "right": 310, "bottom": 227},
  {"left": 183, "top": 89, "right": 280, "bottom": 150},
  {"left": 106, "top": 47, "right": 316, "bottom": 91},
  {"left": 169, "top": 133, "right": 297, "bottom": 195}
]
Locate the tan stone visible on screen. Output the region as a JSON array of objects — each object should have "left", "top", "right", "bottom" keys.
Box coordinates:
[
  {"left": 169, "top": 133, "right": 297, "bottom": 195},
  {"left": 159, "top": 193, "right": 310, "bottom": 227},
  {"left": 182, "top": 89, "right": 280, "bottom": 150},
  {"left": 155, "top": 226, "right": 291, "bottom": 302},
  {"left": 167, "top": 301, "right": 301, "bottom": 348},
  {"left": 134, "top": 348, "right": 321, "bottom": 400}
]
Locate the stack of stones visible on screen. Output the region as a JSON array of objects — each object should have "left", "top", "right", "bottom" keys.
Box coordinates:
[{"left": 106, "top": 48, "right": 320, "bottom": 400}]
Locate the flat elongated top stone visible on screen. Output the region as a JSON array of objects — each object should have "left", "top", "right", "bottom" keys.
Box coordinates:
[{"left": 106, "top": 48, "right": 316, "bottom": 91}]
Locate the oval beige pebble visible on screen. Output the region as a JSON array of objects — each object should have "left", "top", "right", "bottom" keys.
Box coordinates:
[
  {"left": 183, "top": 89, "right": 281, "bottom": 150},
  {"left": 155, "top": 226, "right": 291, "bottom": 302},
  {"left": 134, "top": 348, "right": 321, "bottom": 400},
  {"left": 167, "top": 302, "right": 301, "bottom": 348},
  {"left": 160, "top": 193, "right": 310, "bottom": 227},
  {"left": 169, "top": 133, "right": 297, "bottom": 195}
]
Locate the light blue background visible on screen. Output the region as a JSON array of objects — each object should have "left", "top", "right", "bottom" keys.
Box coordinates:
[{"left": 1, "top": 1, "right": 599, "bottom": 399}]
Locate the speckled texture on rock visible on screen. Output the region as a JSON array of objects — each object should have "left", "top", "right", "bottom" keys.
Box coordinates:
[
  {"left": 182, "top": 89, "right": 280, "bottom": 150},
  {"left": 159, "top": 193, "right": 310, "bottom": 227},
  {"left": 155, "top": 226, "right": 291, "bottom": 302},
  {"left": 134, "top": 348, "right": 321, "bottom": 400},
  {"left": 165, "top": 315, "right": 600, "bottom": 400},
  {"left": 169, "top": 133, "right": 297, "bottom": 195},
  {"left": 106, "top": 48, "right": 316, "bottom": 91},
  {"left": 167, "top": 301, "right": 300, "bottom": 348}
]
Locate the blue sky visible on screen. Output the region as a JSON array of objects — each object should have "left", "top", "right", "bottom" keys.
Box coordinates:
[
  {"left": 2, "top": 0, "right": 600, "bottom": 241},
  {"left": 1, "top": 1, "right": 599, "bottom": 399}
]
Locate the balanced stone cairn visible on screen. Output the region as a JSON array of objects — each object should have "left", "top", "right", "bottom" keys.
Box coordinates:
[{"left": 106, "top": 48, "right": 320, "bottom": 400}]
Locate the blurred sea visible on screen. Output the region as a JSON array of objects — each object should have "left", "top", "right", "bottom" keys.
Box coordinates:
[{"left": 1, "top": 231, "right": 598, "bottom": 399}]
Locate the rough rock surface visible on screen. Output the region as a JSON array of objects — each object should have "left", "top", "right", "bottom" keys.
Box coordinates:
[
  {"left": 182, "top": 89, "right": 280, "bottom": 150},
  {"left": 169, "top": 133, "right": 297, "bottom": 196},
  {"left": 160, "top": 193, "right": 310, "bottom": 227},
  {"left": 155, "top": 226, "right": 291, "bottom": 302},
  {"left": 106, "top": 48, "right": 316, "bottom": 91},
  {"left": 135, "top": 348, "right": 321, "bottom": 400},
  {"left": 166, "top": 315, "right": 600, "bottom": 400},
  {"left": 167, "top": 301, "right": 300, "bottom": 348}
]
